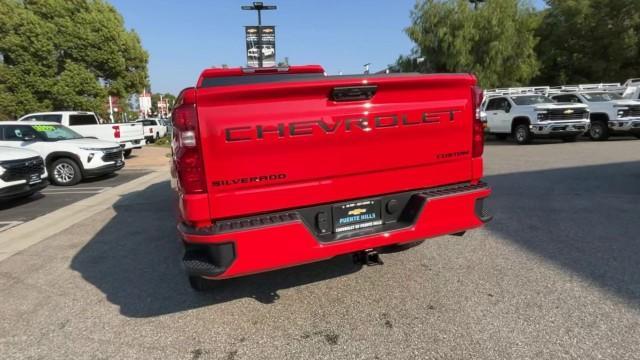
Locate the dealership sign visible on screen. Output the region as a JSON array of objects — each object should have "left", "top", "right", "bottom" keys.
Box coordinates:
[{"left": 245, "top": 26, "right": 276, "bottom": 67}]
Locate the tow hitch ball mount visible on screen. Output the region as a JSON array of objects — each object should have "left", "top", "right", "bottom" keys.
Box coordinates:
[{"left": 353, "top": 249, "right": 384, "bottom": 266}]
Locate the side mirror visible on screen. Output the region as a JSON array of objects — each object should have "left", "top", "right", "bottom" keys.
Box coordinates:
[{"left": 505, "top": 107, "right": 511, "bottom": 113}]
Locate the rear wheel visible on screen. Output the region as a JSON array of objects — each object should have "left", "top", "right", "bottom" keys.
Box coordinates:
[
  {"left": 589, "top": 121, "right": 609, "bottom": 141},
  {"left": 49, "top": 158, "right": 82, "bottom": 186},
  {"left": 188, "top": 276, "right": 216, "bottom": 292},
  {"left": 513, "top": 124, "right": 532, "bottom": 145},
  {"left": 123, "top": 149, "right": 132, "bottom": 158}
]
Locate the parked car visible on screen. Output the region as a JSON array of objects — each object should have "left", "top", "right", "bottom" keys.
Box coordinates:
[
  {"left": 161, "top": 118, "right": 173, "bottom": 138},
  {"left": 0, "top": 122, "right": 124, "bottom": 186},
  {"left": 549, "top": 85, "right": 640, "bottom": 140},
  {"left": 0, "top": 146, "right": 48, "bottom": 201},
  {"left": 173, "top": 65, "right": 491, "bottom": 291},
  {"left": 18, "top": 111, "right": 144, "bottom": 157},
  {"left": 135, "top": 118, "right": 167, "bottom": 143},
  {"left": 483, "top": 87, "right": 590, "bottom": 144}
]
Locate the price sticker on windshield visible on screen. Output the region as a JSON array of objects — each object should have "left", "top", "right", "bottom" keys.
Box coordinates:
[{"left": 31, "top": 125, "right": 56, "bottom": 132}]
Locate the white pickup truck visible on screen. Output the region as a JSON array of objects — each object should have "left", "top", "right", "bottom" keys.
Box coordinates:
[
  {"left": 549, "top": 85, "right": 640, "bottom": 140},
  {"left": 135, "top": 118, "right": 167, "bottom": 143},
  {"left": 483, "top": 88, "right": 590, "bottom": 144},
  {"left": 18, "top": 111, "right": 145, "bottom": 157}
]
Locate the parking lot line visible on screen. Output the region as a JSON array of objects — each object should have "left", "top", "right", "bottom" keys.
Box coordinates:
[
  {"left": 0, "top": 170, "right": 169, "bottom": 262},
  {"left": 0, "top": 221, "right": 24, "bottom": 233},
  {"left": 42, "top": 187, "right": 111, "bottom": 195}
]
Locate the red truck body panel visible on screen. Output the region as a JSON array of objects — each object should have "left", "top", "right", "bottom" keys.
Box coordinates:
[{"left": 173, "top": 66, "right": 490, "bottom": 280}]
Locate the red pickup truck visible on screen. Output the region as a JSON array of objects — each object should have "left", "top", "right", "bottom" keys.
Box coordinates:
[{"left": 172, "top": 65, "right": 491, "bottom": 291}]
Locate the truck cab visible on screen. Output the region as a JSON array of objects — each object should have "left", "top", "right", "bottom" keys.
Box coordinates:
[
  {"left": 549, "top": 85, "right": 640, "bottom": 140},
  {"left": 483, "top": 88, "right": 590, "bottom": 144},
  {"left": 18, "top": 111, "right": 145, "bottom": 157}
]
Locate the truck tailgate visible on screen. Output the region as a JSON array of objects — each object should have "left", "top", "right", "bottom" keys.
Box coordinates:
[
  {"left": 116, "top": 123, "right": 144, "bottom": 141},
  {"left": 196, "top": 74, "right": 477, "bottom": 219}
]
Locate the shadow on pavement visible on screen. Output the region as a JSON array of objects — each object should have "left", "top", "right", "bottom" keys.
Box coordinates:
[
  {"left": 70, "top": 181, "right": 362, "bottom": 318},
  {"left": 72, "top": 160, "right": 640, "bottom": 317},
  {"left": 0, "top": 192, "right": 45, "bottom": 211},
  {"left": 484, "top": 161, "right": 640, "bottom": 307}
]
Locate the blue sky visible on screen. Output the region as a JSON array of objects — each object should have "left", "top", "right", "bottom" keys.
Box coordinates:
[{"left": 109, "top": 0, "right": 546, "bottom": 95}]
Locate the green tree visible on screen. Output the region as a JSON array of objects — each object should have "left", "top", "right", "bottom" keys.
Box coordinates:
[
  {"left": 400, "top": 0, "right": 541, "bottom": 88},
  {"left": 0, "top": 0, "right": 149, "bottom": 120},
  {"left": 534, "top": 0, "right": 640, "bottom": 85}
]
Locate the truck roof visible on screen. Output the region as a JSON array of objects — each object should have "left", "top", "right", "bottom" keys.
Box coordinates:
[
  {"left": 19, "top": 111, "right": 96, "bottom": 119},
  {"left": 197, "top": 65, "right": 326, "bottom": 88}
]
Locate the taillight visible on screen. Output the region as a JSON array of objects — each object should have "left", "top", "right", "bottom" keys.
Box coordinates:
[
  {"left": 112, "top": 126, "right": 121, "bottom": 139},
  {"left": 172, "top": 90, "right": 207, "bottom": 194},
  {"left": 471, "top": 85, "right": 484, "bottom": 158}
]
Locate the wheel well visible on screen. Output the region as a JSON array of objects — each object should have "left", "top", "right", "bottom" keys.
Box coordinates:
[
  {"left": 511, "top": 117, "right": 530, "bottom": 133},
  {"left": 46, "top": 152, "right": 81, "bottom": 168},
  {"left": 590, "top": 113, "right": 609, "bottom": 122}
]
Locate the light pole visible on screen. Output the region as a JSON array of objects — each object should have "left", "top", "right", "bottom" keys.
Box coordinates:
[{"left": 241, "top": 2, "right": 277, "bottom": 68}]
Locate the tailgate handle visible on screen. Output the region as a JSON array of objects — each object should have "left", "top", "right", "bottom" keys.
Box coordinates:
[{"left": 331, "top": 85, "right": 377, "bottom": 102}]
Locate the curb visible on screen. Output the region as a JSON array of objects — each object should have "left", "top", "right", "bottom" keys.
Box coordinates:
[{"left": 0, "top": 169, "right": 170, "bottom": 262}]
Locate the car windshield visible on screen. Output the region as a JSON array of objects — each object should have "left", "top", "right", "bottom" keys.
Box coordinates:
[
  {"left": 582, "top": 92, "right": 623, "bottom": 102},
  {"left": 510, "top": 95, "right": 553, "bottom": 105},
  {"left": 30, "top": 124, "right": 84, "bottom": 141}
]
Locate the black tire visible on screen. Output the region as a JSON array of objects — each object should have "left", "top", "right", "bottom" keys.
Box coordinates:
[
  {"left": 513, "top": 124, "right": 532, "bottom": 145},
  {"left": 123, "top": 149, "right": 132, "bottom": 158},
  {"left": 188, "top": 276, "right": 215, "bottom": 292},
  {"left": 49, "top": 158, "right": 82, "bottom": 186},
  {"left": 495, "top": 133, "right": 508, "bottom": 140},
  {"left": 589, "top": 121, "right": 609, "bottom": 141},
  {"left": 155, "top": 132, "right": 160, "bottom": 141},
  {"left": 561, "top": 136, "right": 577, "bottom": 142}
]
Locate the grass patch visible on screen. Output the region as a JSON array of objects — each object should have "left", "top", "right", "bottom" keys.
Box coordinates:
[{"left": 151, "top": 136, "right": 170, "bottom": 147}]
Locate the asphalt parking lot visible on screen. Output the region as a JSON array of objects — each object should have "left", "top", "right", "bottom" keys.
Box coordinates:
[
  {"left": 0, "top": 138, "right": 639, "bottom": 359},
  {"left": 0, "top": 170, "right": 150, "bottom": 232}
]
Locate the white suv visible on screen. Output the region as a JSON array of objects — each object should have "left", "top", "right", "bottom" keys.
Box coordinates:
[
  {"left": 0, "top": 146, "right": 48, "bottom": 200},
  {"left": 549, "top": 86, "right": 640, "bottom": 140},
  {"left": 483, "top": 88, "right": 590, "bottom": 144},
  {"left": 0, "top": 122, "right": 124, "bottom": 186}
]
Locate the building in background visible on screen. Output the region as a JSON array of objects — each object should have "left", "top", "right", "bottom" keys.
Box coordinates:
[{"left": 139, "top": 89, "right": 152, "bottom": 118}]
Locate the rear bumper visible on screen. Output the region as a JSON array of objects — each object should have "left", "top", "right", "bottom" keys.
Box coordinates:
[
  {"left": 179, "top": 182, "right": 491, "bottom": 279},
  {"left": 121, "top": 139, "right": 145, "bottom": 149}
]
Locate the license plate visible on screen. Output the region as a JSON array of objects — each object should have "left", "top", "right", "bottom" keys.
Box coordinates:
[
  {"left": 27, "top": 173, "right": 41, "bottom": 184},
  {"left": 333, "top": 199, "right": 382, "bottom": 233}
]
